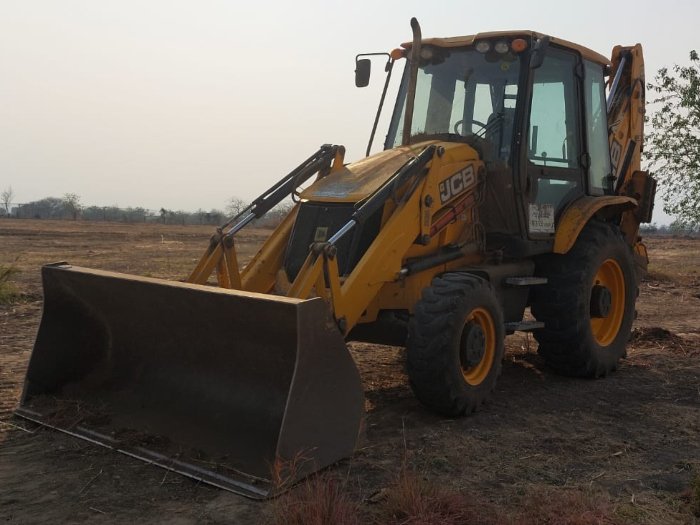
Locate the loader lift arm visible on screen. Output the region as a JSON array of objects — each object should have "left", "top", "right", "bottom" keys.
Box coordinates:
[
  {"left": 187, "top": 144, "right": 346, "bottom": 288},
  {"left": 287, "top": 145, "right": 437, "bottom": 334}
]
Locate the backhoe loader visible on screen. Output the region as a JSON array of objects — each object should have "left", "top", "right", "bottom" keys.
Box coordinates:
[{"left": 17, "top": 19, "right": 655, "bottom": 498}]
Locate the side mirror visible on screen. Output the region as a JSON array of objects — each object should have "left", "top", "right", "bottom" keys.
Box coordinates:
[
  {"left": 529, "top": 36, "right": 550, "bottom": 69},
  {"left": 355, "top": 58, "right": 371, "bottom": 87}
]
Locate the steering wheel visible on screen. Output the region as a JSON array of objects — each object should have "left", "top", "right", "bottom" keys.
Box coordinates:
[{"left": 453, "top": 119, "right": 488, "bottom": 136}]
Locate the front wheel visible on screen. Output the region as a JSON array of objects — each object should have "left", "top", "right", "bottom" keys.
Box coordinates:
[
  {"left": 530, "top": 221, "right": 637, "bottom": 377},
  {"left": 407, "top": 273, "right": 505, "bottom": 416}
]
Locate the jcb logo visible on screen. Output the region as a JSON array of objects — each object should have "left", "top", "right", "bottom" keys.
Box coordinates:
[
  {"left": 439, "top": 165, "right": 476, "bottom": 204},
  {"left": 610, "top": 140, "right": 622, "bottom": 173}
]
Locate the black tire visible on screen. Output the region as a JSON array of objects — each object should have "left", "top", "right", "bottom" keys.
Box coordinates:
[
  {"left": 531, "top": 220, "right": 637, "bottom": 377},
  {"left": 406, "top": 273, "right": 505, "bottom": 416}
]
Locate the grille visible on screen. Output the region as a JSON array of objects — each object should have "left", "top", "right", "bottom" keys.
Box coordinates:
[{"left": 284, "top": 202, "right": 382, "bottom": 282}]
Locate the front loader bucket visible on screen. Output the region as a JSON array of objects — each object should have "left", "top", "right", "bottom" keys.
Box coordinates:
[{"left": 16, "top": 264, "right": 364, "bottom": 499}]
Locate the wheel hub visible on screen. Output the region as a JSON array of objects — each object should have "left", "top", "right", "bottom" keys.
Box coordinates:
[
  {"left": 461, "top": 321, "right": 486, "bottom": 368},
  {"left": 590, "top": 284, "right": 612, "bottom": 318}
]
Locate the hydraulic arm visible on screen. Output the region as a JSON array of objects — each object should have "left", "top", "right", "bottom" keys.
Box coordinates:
[{"left": 608, "top": 44, "right": 656, "bottom": 246}]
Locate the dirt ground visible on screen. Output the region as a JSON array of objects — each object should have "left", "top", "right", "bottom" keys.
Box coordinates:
[{"left": 1, "top": 219, "right": 698, "bottom": 524}]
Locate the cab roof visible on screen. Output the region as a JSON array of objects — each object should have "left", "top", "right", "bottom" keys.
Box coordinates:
[{"left": 402, "top": 30, "right": 610, "bottom": 67}]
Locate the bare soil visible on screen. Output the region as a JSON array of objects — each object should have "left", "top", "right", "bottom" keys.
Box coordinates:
[{"left": 1, "top": 220, "right": 699, "bottom": 524}]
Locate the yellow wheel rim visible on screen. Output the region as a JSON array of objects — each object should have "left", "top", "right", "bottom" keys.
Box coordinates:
[
  {"left": 590, "top": 258, "right": 625, "bottom": 346},
  {"left": 461, "top": 307, "right": 496, "bottom": 386}
]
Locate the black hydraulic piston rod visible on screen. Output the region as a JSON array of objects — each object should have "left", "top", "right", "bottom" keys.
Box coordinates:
[
  {"left": 222, "top": 144, "right": 342, "bottom": 237},
  {"left": 327, "top": 145, "right": 436, "bottom": 246}
]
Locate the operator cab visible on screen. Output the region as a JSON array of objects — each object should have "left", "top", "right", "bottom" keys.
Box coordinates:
[
  {"left": 380, "top": 31, "right": 612, "bottom": 256},
  {"left": 384, "top": 42, "right": 521, "bottom": 164}
]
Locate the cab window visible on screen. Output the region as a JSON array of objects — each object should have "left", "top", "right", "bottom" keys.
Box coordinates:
[
  {"left": 584, "top": 60, "right": 611, "bottom": 194},
  {"left": 526, "top": 48, "right": 584, "bottom": 236}
]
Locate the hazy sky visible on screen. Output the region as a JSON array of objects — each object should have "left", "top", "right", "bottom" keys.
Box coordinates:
[{"left": 1, "top": 0, "right": 698, "bottom": 223}]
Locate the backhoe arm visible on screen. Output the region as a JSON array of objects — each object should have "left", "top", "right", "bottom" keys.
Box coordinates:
[{"left": 607, "top": 44, "right": 656, "bottom": 245}]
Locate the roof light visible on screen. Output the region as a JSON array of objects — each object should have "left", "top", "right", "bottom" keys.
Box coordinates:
[
  {"left": 511, "top": 38, "right": 528, "bottom": 53},
  {"left": 494, "top": 41, "right": 509, "bottom": 54},
  {"left": 475, "top": 40, "right": 491, "bottom": 53},
  {"left": 390, "top": 48, "right": 405, "bottom": 60}
]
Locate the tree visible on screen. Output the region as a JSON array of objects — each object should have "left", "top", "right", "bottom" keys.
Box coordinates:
[
  {"left": 668, "top": 219, "right": 700, "bottom": 235},
  {"left": 258, "top": 200, "right": 294, "bottom": 228},
  {"left": 226, "top": 197, "right": 248, "bottom": 218},
  {"left": 20, "top": 197, "right": 63, "bottom": 219},
  {"left": 62, "top": 193, "right": 82, "bottom": 220},
  {"left": 646, "top": 50, "right": 700, "bottom": 226},
  {"left": 639, "top": 222, "right": 659, "bottom": 235},
  {"left": 1, "top": 186, "right": 13, "bottom": 216}
]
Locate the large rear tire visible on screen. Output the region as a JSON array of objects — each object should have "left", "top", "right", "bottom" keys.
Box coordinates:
[
  {"left": 406, "top": 273, "right": 505, "bottom": 416},
  {"left": 531, "top": 221, "right": 637, "bottom": 377}
]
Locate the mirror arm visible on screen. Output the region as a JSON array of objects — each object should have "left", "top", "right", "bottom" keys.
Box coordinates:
[{"left": 366, "top": 57, "right": 395, "bottom": 156}]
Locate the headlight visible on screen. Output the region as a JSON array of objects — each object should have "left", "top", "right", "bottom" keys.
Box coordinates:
[
  {"left": 475, "top": 40, "right": 491, "bottom": 53},
  {"left": 494, "top": 41, "right": 509, "bottom": 54}
]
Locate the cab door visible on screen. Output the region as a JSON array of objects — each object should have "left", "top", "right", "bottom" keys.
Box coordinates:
[{"left": 525, "top": 47, "right": 585, "bottom": 238}]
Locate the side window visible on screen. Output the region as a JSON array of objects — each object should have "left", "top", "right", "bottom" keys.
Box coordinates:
[
  {"left": 584, "top": 61, "right": 611, "bottom": 194},
  {"left": 528, "top": 52, "right": 580, "bottom": 168},
  {"left": 449, "top": 78, "right": 466, "bottom": 132},
  {"left": 471, "top": 84, "right": 493, "bottom": 132},
  {"left": 403, "top": 69, "right": 432, "bottom": 135},
  {"left": 526, "top": 49, "right": 583, "bottom": 236}
]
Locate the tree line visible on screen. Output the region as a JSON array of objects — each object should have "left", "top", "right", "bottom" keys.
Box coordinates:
[
  {"left": 0, "top": 190, "right": 292, "bottom": 228},
  {"left": 640, "top": 221, "right": 700, "bottom": 236}
]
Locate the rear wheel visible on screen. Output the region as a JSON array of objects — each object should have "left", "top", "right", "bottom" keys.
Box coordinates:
[
  {"left": 531, "top": 221, "right": 636, "bottom": 377},
  {"left": 407, "top": 273, "right": 505, "bottom": 416}
]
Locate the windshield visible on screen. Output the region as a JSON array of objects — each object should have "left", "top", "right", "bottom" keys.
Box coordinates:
[{"left": 385, "top": 45, "right": 523, "bottom": 163}]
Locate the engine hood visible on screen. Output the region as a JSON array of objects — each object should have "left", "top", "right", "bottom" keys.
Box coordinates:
[{"left": 300, "top": 143, "right": 439, "bottom": 203}]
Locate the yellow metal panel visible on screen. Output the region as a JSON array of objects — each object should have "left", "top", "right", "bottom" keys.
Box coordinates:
[
  {"left": 554, "top": 196, "right": 637, "bottom": 254},
  {"left": 221, "top": 239, "right": 242, "bottom": 290},
  {"left": 296, "top": 148, "right": 442, "bottom": 332},
  {"left": 240, "top": 206, "right": 299, "bottom": 293},
  {"left": 372, "top": 253, "right": 481, "bottom": 314},
  {"left": 634, "top": 241, "right": 649, "bottom": 263},
  {"left": 299, "top": 145, "right": 429, "bottom": 203},
  {"left": 419, "top": 142, "right": 480, "bottom": 241},
  {"left": 187, "top": 242, "right": 222, "bottom": 285}
]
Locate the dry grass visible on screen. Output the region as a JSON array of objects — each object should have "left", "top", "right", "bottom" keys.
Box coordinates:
[
  {"left": 377, "top": 465, "right": 499, "bottom": 525},
  {"left": 689, "top": 471, "right": 700, "bottom": 517},
  {"left": 630, "top": 326, "right": 686, "bottom": 347},
  {"left": 376, "top": 468, "right": 626, "bottom": 525},
  {"left": 644, "top": 238, "right": 700, "bottom": 285},
  {"left": 266, "top": 473, "right": 361, "bottom": 525},
  {"left": 514, "top": 486, "right": 622, "bottom": 525},
  {"left": 0, "top": 263, "right": 20, "bottom": 304},
  {"left": 645, "top": 268, "right": 676, "bottom": 283}
]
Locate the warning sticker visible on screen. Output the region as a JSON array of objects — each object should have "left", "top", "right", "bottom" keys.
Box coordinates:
[
  {"left": 528, "top": 203, "right": 555, "bottom": 234},
  {"left": 314, "top": 226, "right": 328, "bottom": 242}
]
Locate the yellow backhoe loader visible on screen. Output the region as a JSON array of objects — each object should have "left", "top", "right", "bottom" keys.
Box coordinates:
[{"left": 16, "top": 19, "right": 655, "bottom": 498}]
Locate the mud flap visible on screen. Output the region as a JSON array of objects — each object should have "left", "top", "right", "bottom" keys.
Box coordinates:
[{"left": 16, "top": 264, "right": 364, "bottom": 499}]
